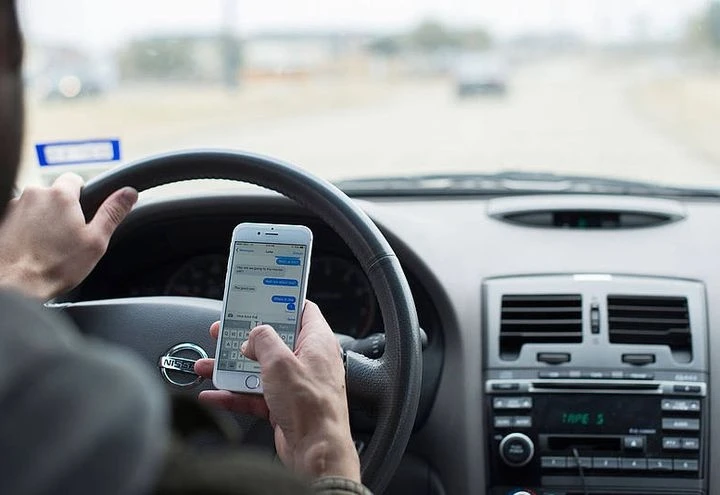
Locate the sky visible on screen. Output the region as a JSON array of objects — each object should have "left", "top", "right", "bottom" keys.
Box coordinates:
[{"left": 19, "top": 0, "right": 709, "bottom": 51}]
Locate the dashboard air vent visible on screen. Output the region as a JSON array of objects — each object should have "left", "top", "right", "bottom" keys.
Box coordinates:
[
  {"left": 500, "top": 294, "right": 582, "bottom": 360},
  {"left": 501, "top": 210, "right": 675, "bottom": 229},
  {"left": 487, "top": 196, "right": 686, "bottom": 229},
  {"left": 608, "top": 295, "right": 692, "bottom": 362}
]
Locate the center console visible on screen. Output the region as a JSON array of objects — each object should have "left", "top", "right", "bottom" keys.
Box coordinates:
[{"left": 483, "top": 275, "right": 708, "bottom": 495}]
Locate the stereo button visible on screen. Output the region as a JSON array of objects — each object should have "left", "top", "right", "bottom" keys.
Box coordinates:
[
  {"left": 538, "top": 370, "right": 567, "bottom": 379},
  {"left": 492, "top": 382, "right": 520, "bottom": 391},
  {"left": 494, "top": 397, "right": 533, "bottom": 410},
  {"left": 623, "top": 372, "right": 654, "bottom": 380},
  {"left": 592, "top": 457, "right": 619, "bottom": 470},
  {"left": 567, "top": 457, "right": 592, "bottom": 468},
  {"left": 648, "top": 459, "right": 673, "bottom": 471},
  {"left": 623, "top": 436, "right": 645, "bottom": 451},
  {"left": 661, "top": 399, "right": 701, "bottom": 412},
  {"left": 514, "top": 416, "right": 532, "bottom": 428},
  {"left": 494, "top": 416, "right": 513, "bottom": 428},
  {"left": 663, "top": 437, "right": 682, "bottom": 450},
  {"left": 493, "top": 398, "right": 507, "bottom": 409},
  {"left": 499, "top": 433, "right": 535, "bottom": 467},
  {"left": 541, "top": 456, "right": 567, "bottom": 469},
  {"left": 673, "top": 384, "right": 702, "bottom": 394},
  {"left": 673, "top": 459, "right": 699, "bottom": 472},
  {"left": 620, "top": 458, "right": 647, "bottom": 471},
  {"left": 663, "top": 418, "right": 700, "bottom": 431},
  {"left": 583, "top": 371, "right": 610, "bottom": 379},
  {"left": 681, "top": 438, "right": 700, "bottom": 451}
]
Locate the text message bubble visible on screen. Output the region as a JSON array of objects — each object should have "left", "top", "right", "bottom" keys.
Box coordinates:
[
  {"left": 276, "top": 256, "right": 301, "bottom": 266},
  {"left": 271, "top": 295, "right": 297, "bottom": 304},
  {"left": 263, "top": 278, "right": 299, "bottom": 287},
  {"left": 236, "top": 265, "right": 286, "bottom": 276},
  {"left": 232, "top": 285, "right": 256, "bottom": 292}
]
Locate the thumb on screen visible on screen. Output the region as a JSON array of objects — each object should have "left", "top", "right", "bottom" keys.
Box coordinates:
[{"left": 242, "top": 324, "right": 296, "bottom": 366}]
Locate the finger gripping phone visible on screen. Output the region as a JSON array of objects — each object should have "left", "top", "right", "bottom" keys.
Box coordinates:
[{"left": 213, "top": 223, "right": 313, "bottom": 394}]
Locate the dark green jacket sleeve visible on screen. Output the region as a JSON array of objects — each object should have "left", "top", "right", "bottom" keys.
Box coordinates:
[
  {"left": 313, "top": 477, "right": 374, "bottom": 495},
  {"left": 0, "top": 290, "right": 169, "bottom": 495}
]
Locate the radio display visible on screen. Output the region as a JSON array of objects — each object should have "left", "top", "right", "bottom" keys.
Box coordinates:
[
  {"left": 561, "top": 411, "right": 605, "bottom": 427},
  {"left": 536, "top": 395, "right": 661, "bottom": 434}
]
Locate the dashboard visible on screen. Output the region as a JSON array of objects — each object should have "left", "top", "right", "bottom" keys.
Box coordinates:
[
  {"left": 69, "top": 190, "right": 720, "bottom": 495},
  {"left": 74, "top": 207, "right": 397, "bottom": 340},
  {"left": 119, "top": 252, "right": 378, "bottom": 338}
]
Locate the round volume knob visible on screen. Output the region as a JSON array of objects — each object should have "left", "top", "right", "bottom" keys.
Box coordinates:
[{"left": 499, "top": 432, "right": 535, "bottom": 467}]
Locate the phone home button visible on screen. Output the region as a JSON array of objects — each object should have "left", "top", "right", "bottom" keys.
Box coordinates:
[{"left": 245, "top": 375, "right": 260, "bottom": 389}]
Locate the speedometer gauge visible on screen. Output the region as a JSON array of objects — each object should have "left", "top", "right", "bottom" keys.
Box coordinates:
[
  {"left": 165, "top": 254, "right": 227, "bottom": 299},
  {"left": 307, "top": 256, "right": 377, "bottom": 338}
]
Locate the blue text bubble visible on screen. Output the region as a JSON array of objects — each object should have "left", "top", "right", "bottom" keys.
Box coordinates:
[
  {"left": 272, "top": 295, "right": 297, "bottom": 304},
  {"left": 263, "top": 278, "right": 299, "bottom": 287},
  {"left": 287, "top": 303, "right": 296, "bottom": 311},
  {"left": 276, "top": 257, "right": 301, "bottom": 266}
]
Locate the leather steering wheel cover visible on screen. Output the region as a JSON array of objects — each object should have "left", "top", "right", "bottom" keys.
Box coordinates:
[{"left": 79, "top": 150, "right": 422, "bottom": 493}]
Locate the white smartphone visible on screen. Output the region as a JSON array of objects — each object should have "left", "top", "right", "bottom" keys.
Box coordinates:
[{"left": 213, "top": 222, "right": 313, "bottom": 394}]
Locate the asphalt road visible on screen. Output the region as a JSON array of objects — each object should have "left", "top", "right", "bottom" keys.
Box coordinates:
[{"left": 25, "top": 56, "right": 720, "bottom": 188}]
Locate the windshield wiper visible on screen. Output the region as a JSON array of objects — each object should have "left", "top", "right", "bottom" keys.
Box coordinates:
[{"left": 335, "top": 171, "right": 720, "bottom": 198}]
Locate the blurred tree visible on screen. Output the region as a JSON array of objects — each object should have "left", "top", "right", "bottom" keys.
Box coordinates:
[
  {"left": 686, "top": 1, "right": 720, "bottom": 51},
  {"left": 118, "top": 38, "right": 198, "bottom": 80},
  {"left": 399, "top": 20, "right": 492, "bottom": 52},
  {"left": 457, "top": 27, "right": 493, "bottom": 50},
  {"left": 367, "top": 36, "right": 402, "bottom": 57},
  {"left": 408, "top": 20, "right": 459, "bottom": 51},
  {"left": 710, "top": 1, "right": 720, "bottom": 49}
]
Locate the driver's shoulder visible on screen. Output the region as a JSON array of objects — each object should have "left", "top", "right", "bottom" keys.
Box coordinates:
[
  {"left": 0, "top": 289, "right": 81, "bottom": 362},
  {"left": 0, "top": 289, "right": 166, "bottom": 402},
  {"left": 0, "top": 289, "right": 170, "bottom": 495}
]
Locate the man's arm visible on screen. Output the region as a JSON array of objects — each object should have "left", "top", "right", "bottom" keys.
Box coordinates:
[
  {"left": 0, "top": 290, "right": 169, "bottom": 495},
  {"left": 195, "top": 303, "right": 361, "bottom": 482},
  {"left": 194, "top": 302, "right": 372, "bottom": 492},
  {"left": 0, "top": 173, "right": 137, "bottom": 300},
  {"left": 312, "top": 477, "right": 374, "bottom": 495}
]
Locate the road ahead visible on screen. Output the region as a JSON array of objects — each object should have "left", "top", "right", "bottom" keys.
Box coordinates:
[{"left": 26, "top": 56, "right": 720, "bottom": 188}]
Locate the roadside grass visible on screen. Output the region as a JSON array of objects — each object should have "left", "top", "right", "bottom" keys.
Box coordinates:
[{"left": 630, "top": 73, "right": 720, "bottom": 173}]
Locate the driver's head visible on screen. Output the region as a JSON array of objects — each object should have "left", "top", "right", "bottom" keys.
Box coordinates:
[{"left": 0, "top": 0, "right": 23, "bottom": 218}]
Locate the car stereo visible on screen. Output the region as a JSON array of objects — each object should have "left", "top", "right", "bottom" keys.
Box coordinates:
[
  {"left": 483, "top": 275, "right": 709, "bottom": 495},
  {"left": 485, "top": 376, "right": 707, "bottom": 495}
]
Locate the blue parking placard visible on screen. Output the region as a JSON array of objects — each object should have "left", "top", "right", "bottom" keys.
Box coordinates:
[{"left": 35, "top": 138, "right": 121, "bottom": 166}]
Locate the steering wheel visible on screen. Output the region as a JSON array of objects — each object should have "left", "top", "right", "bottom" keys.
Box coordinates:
[{"left": 64, "top": 150, "right": 422, "bottom": 494}]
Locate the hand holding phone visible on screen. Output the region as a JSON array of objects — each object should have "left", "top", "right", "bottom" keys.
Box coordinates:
[
  {"left": 196, "top": 301, "right": 361, "bottom": 482},
  {"left": 213, "top": 222, "right": 313, "bottom": 394}
]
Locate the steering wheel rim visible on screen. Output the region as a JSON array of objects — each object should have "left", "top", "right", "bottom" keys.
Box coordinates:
[{"left": 78, "top": 149, "right": 422, "bottom": 493}]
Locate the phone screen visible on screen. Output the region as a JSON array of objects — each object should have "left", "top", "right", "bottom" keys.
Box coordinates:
[{"left": 217, "top": 241, "right": 308, "bottom": 373}]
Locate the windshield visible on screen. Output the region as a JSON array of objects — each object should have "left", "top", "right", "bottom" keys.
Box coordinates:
[{"left": 17, "top": 0, "right": 720, "bottom": 189}]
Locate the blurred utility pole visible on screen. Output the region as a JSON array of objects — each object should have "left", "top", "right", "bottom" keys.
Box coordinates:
[
  {"left": 710, "top": 0, "right": 720, "bottom": 51},
  {"left": 221, "top": 0, "right": 241, "bottom": 90}
]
